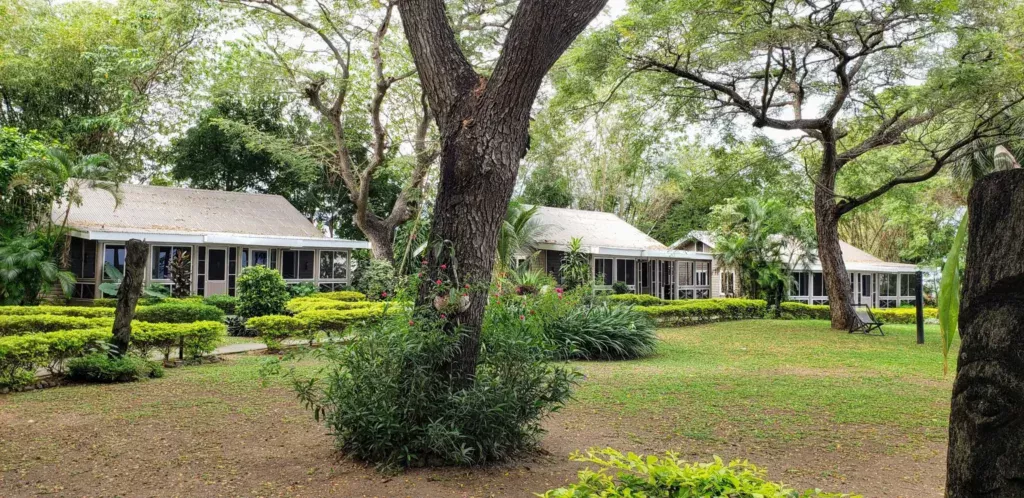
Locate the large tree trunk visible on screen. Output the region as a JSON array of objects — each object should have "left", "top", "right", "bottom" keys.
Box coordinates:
[
  {"left": 398, "top": 0, "right": 607, "bottom": 382},
  {"left": 814, "top": 140, "right": 858, "bottom": 330},
  {"left": 946, "top": 170, "right": 1024, "bottom": 497},
  {"left": 359, "top": 218, "right": 396, "bottom": 262},
  {"left": 111, "top": 239, "right": 147, "bottom": 357}
]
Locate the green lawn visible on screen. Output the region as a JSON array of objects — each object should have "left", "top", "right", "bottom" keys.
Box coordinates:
[{"left": 574, "top": 319, "right": 955, "bottom": 448}]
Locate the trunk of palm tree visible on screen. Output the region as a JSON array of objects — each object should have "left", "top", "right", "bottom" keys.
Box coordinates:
[
  {"left": 946, "top": 169, "right": 1024, "bottom": 497},
  {"left": 111, "top": 239, "right": 147, "bottom": 357}
]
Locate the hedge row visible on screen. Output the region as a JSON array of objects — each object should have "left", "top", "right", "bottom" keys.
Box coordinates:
[
  {"left": 285, "top": 297, "right": 382, "bottom": 314},
  {"left": 316, "top": 290, "right": 367, "bottom": 302},
  {"left": 0, "top": 315, "right": 111, "bottom": 337},
  {"left": 779, "top": 302, "right": 938, "bottom": 323},
  {"left": 634, "top": 299, "right": 768, "bottom": 326},
  {"left": 0, "top": 302, "right": 224, "bottom": 324},
  {"left": 604, "top": 294, "right": 667, "bottom": 306},
  {"left": 246, "top": 307, "right": 395, "bottom": 350},
  {"left": 0, "top": 321, "right": 225, "bottom": 386}
]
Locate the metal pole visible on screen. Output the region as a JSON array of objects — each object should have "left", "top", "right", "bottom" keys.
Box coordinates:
[{"left": 915, "top": 270, "right": 925, "bottom": 344}]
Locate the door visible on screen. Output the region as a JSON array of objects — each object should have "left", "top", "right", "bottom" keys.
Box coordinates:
[
  {"left": 206, "top": 248, "right": 228, "bottom": 296},
  {"left": 860, "top": 274, "right": 873, "bottom": 307}
]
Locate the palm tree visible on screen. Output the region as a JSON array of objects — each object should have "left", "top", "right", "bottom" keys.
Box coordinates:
[
  {"left": 496, "top": 201, "right": 543, "bottom": 272},
  {"left": 0, "top": 229, "right": 75, "bottom": 304},
  {"left": 16, "top": 148, "right": 122, "bottom": 266}
]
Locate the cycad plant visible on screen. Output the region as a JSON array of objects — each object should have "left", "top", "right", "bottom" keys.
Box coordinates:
[{"left": 496, "top": 201, "right": 543, "bottom": 272}]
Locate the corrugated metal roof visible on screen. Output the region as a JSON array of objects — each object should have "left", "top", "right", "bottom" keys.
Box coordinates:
[
  {"left": 529, "top": 206, "right": 667, "bottom": 251},
  {"left": 55, "top": 182, "right": 327, "bottom": 239}
]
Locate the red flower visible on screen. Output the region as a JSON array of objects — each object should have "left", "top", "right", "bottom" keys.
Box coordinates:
[
  {"left": 440, "top": 314, "right": 447, "bottom": 319},
  {"left": 380, "top": 292, "right": 388, "bottom": 298},
  {"left": 556, "top": 287, "right": 563, "bottom": 293},
  {"left": 519, "top": 315, "right": 525, "bottom": 321},
  {"left": 408, "top": 320, "right": 415, "bottom": 326},
  {"left": 436, "top": 279, "right": 443, "bottom": 285},
  {"left": 464, "top": 284, "right": 470, "bottom": 289},
  {"left": 461, "top": 293, "right": 468, "bottom": 297},
  {"left": 440, "top": 264, "right": 447, "bottom": 270}
]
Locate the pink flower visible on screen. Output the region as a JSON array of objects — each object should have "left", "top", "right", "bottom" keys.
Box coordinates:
[
  {"left": 408, "top": 320, "right": 415, "bottom": 326},
  {"left": 440, "top": 264, "right": 447, "bottom": 270},
  {"left": 436, "top": 279, "right": 443, "bottom": 285},
  {"left": 440, "top": 314, "right": 447, "bottom": 319},
  {"left": 421, "top": 259, "right": 428, "bottom": 265},
  {"left": 519, "top": 315, "right": 525, "bottom": 321},
  {"left": 380, "top": 292, "right": 388, "bottom": 298},
  {"left": 556, "top": 287, "right": 563, "bottom": 294},
  {"left": 464, "top": 284, "right": 470, "bottom": 289}
]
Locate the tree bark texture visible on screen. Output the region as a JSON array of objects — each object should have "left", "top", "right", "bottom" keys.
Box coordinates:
[
  {"left": 111, "top": 239, "right": 147, "bottom": 357},
  {"left": 398, "top": 0, "right": 607, "bottom": 382},
  {"left": 946, "top": 169, "right": 1024, "bottom": 497},
  {"left": 814, "top": 133, "right": 858, "bottom": 330}
]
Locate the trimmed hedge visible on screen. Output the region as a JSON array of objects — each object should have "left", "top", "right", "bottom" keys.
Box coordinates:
[
  {"left": 604, "top": 294, "right": 666, "bottom": 306},
  {"left": 0, "top": 305, "right": 115, "bottom": 318},
  {"left": 295, "top": 307, "right": 393, "bottom": 334},
  {"left": 635, "top": 298, "right": 767, "bottom": 326},
  {"left": 316, "top": 290, "right": 367, "bottom": 302},
  {"left": 203, "top": 295, "right": 239, "bottom": 315},
  {"left": 245, "top": 315, "right": 310, "bottom": 350},
  {"left": 285, "top": 297, "right": 381, "bottom": 314},
  {"left": 134, "top": 301, "right": 225, "bottom": 324},
  {"left": 0, "top": 315, "right": 111, "bottom": 337},
  {"left": 91, "top": 296, "right": 204, "bottom": 308},
  {"left": 131, "top": 321, "right": 226, "bottom": 359},
  {"left": 779, "top": 302, "right": 938, "bottom": 324}
]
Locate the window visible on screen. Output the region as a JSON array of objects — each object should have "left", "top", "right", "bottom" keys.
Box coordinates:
[
  {"left": 319, "top": 250, "right": 349, "bottom": 280},
  {"left": 792, "top": 272, "right": 809, "bottom": 296},
  {"left": 812, "top": 272, "right": 827, "bottom": 297},
  {"left": 229, "top": 248, "right": 238, "bottom": 296},
  {"left": 900, "top": 273, "right": 918, "bottom": 297},
  {"left": 678, "top": 261, "right": 694, "bottom": 286},
  {"left": 615, "top": 259, "right": 636, "bottom": 285},
  {"left": 251, "top": 249, "right": 269, "bottom": 267},
  {"left": 208, "top": 249, "right": 226, "bottom": 280},
  {"left": 594, "top": 258, "right": 613, "bottom": 285},
  {"left": 545, "top": 251, "right": 564, "bottom": 283},
  {"left": 861, "top": 274, "right": 871, "bottom": 297},
  {"left": 696, "top": 241, "right": 705, "bottom": 253},
  {"left": 694, "top": 262, "right": 708, "bottom": 286},
  {"left": 103, "top": 244, "right": 126, "bottom": 274},
  {"left": 879, "top": 274, "right": 898, "bottom": 296},
  {"left": 69, "top": 238, "right": 97, "bottom": 299},
  {"left": 197, "top": 247, "right": 206, "bottom": 296},
  {"left": 151, "top": 246, "right": 192, "bottom": 280},
  {"left": 723, "top": 272, "right": 735, "bottom": 295},
  {"left": 281, "top": 250, "right": 315, "bottom": 280}
]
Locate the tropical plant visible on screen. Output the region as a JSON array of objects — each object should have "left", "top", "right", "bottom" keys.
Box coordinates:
[
  {"left": 560, "top": 237, "right": 591, "bottom": 292},
  {"left": 496, "top": 202, "right": 543, "bottom": 271},
  {"left": 507, "top": 269, "right": 555, "bottom": 296},
  {"left": 16, "top": 148, "right": 123, "bottom": 265},
  {"left": 939, "top": 145, "right": 1021, "bottom": 373},
  {"left": 543, "top": 304, "right": 658, "bottom": 361},
  {"left": 711, "top": 197, "right": 815, "bottom": 310},
  {"left": 170, "top": 250, "right": 191, "bottom": 298},
  {"left": 0, "top": 230, "right": 75, "bottom": 305},
  {"left": 355, "top": 259, "right": 396, "bottom": 301},
  {"left": 97, "top": 263, "right": 168, "bottom": 300}
]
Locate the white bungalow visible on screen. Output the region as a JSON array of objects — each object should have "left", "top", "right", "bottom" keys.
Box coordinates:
[
  {"left": 58, "top": 184, "right": 369, "bottom": 301},
  {"left": 672, "top": 231, "right": 922, "bottom": 308}
]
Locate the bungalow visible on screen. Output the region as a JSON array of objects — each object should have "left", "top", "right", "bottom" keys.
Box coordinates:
[
  {"left": 524, "top": 206, "right": 715, "bottom": 300},
  {"left": 672, "top": 231, "right": 921, "bottom": 308},
  {"left": 57, "top": 184, "right": 369, "bottom": 301}
]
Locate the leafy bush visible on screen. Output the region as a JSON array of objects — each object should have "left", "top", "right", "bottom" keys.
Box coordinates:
[
  {"left": 355, "top": 259, "right": 396, "bottom": 301},
  {"left": 778, "top": 302, "right": 831, "bottom": 320},
  {"left": 506, "top": 269, "right": 556, "bottom": 295},
  {"left": 318, "top": 290, "right": 367, "bottom": 302},
  {"left": 131, "top": 321, "right": 226, "bottom": 360},
  {"left": 544, "top": 304, "right": 657, "bottom": 360},
  {"left": 66, "top": 353, "right": 163, "bottom": 383},
  {"left": 287, "top": 282, "right": 319, "bottom": 298},
  {"left": 542, "top": 448, "right": 858, "bottom": 498},
  {"left": 611, "top": 281, "right": 630, "bottom": 294},
  {"left": 295, "top": 307, "right": 395, "bottom": 335},
  {"left": 134, "top": 301, "right": 225, "bottom": 324},
  {"left": 237, "top": 265, "right": 290, "bottom": 318},
  {"left": 225, "top": 315, "right": 252, "bottom": 337},
  {"left": 604, "top": 294, "right": 666, "bottom": 306},
  {"left": 635, "top": 298, "right": 767, "bottom": 326},
  {"left": 0, "top": 305, "right": 115, "bottom": 318},
  {"left": 245, "top": 315, "right": 310, "bottom": 350},
  {"left": 0, "top": 314, "right": 111, "bottom": 336},
  {"left": 203, "top": 294, "right": 239, "bottom": 315},
  {"left": 0, "top": 328, "right": 110, "bottom": 384},
  {"left": 288, "top": 312, "right": 578, "bottom": 468},
  {"left": 285, "top": 297, "right": 379, "bottom": 313},
  {"left": 559, "top": 237, "right": 591, "bottom": 292}
]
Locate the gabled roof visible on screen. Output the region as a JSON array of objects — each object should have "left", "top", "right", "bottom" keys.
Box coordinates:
[
  {"left": 56, "top": 183, "right": 369, "bottom": 249},
  {"left": 530, "top": 206, "right": 667, "bottom": 251},
  {"left": 670, "top": 230, "right": 714, "bottom": 249}
]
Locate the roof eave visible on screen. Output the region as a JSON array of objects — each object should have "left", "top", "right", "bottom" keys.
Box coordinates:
[{"left": 70, "top": 229, "right": 371, "bottom": 250}]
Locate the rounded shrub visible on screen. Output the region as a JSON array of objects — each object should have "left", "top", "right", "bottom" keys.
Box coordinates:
[
  {"left": 317, "top": 290, "right": 367, "bottom": 302},
  {"left": 134, "top": 301, "right": 225, "bottom": 324},
  {"left": 286, "top": 297, "right": 378, "bottom": 314},
  {"left": 66, "top": 353, "right": 164, "bottom": 383},
  {"left": 237, "top": 265, "right": 289, "bottom": 318},
  {"left": 203, "top": 294, "right": 239, "bottom": 315},
  {"left": 544, "top": 304, "right": 658, "bottom": 360},
  {"left": 246, "top": 315, "right": 310, "bottom": 350},
  {"left": 605, "top": 294, "right": 665, "bottom": 306},
  {"left": 291, "top": 311, "right": 578, "bottom": 468},
  {"left": 354, "top": 259, "right": 395, "bottom": 301}
]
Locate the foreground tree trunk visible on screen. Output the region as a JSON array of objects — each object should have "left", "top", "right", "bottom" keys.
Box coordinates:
[
  {"left": 814, "top": 145, "right": 857, "bottom": 330},
  {"left": 398, "top": 0, "right": 607, "bottom": 381},
  {"left": 111, "top": 239, "right": 147, "bottom": 357},
  {"left": 946, "top": 170, "right": 1024, "bottom": 497}
]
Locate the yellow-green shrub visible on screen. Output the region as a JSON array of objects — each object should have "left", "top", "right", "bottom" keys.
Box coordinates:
[
  {"left": 317, "top": 290, "right": 367, "bottom": 302},
  {"left": 285, "top": 297, "right": 382, "bottom": 313},
  {"left": 245, "top": 315, "right": 310, "bottom": 350},
  {"left": 635, "top": 298, "right": 767, "bottom": 326},
  {"left": 134, "top": 301, "right": 225, "bottom": 324},
  {"left": 131, "top": 321, "right": 226, "bottom": 359},
  {"left": 0, "top": 315, "right": 112, "bottom": 336},
  {"left": 875, "top": 307, "right": 937, "bottom": 323},
  {"left": 779, "top": 302, "right": 938, "bottom": 323},
  {"left": 0, "top": 305, "right": 115, "bottom": 318},
  {"left": 604, "top": 294, "right": 666, "bottom": 306},
  {"left": 296, "top": 307, "right": 395, "bottom": 335},
  {"left": 0, "top": 328, "right": 110, "bottom": 383}
]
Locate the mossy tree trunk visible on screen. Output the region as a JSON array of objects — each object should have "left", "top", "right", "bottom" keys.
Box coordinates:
[
  {"left": 946, "top": 169, "right": 1024, "bottom": 497},
  {"left": 111, "top": 239, "right": 147, "bottom": 357}
]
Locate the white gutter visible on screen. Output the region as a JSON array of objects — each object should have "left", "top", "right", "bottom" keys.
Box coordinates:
[
  {"left": 535, "top": 243, "right": 712, "bottom": 261},
  {"left": 71, "top": 229, "right": 371, "bottom": 250}
]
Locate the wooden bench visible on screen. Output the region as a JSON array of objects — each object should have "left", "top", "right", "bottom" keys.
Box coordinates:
[{"left": 850, "top": 305, "right": 884, "bottom": 336}]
